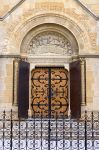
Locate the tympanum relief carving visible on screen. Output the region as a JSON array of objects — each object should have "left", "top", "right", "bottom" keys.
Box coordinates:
[{"left": 23, "top": 31, "right": 73, "bottom": 56}]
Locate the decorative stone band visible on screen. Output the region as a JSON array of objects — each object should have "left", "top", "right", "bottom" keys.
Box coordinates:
[{"left": 1, "top": 55, "right": 99, "bottom": 58}]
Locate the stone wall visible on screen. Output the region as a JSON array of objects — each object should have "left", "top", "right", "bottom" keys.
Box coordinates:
[
  {"left": 0, "top": 0, "right": 99, "bottom": 111},
  {"left": 85, "top": 58, "right": 99, "bottom": 110},
  {"left": 97, "top": 21, "right": 99, "bottom": 48},
  {"left": 0, "top": 0, "right": 98, "bottom": 54},
  {"left": 0, "top": 58, "right": 13, "bottom": 109},
  {"left": 81, "top": 0, "right": 99, "bottom": 16}
]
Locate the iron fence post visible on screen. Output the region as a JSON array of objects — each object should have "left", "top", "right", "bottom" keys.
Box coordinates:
[
  {"left": 10, "top": 110, "right": 13, "bottom": 150},
  {"left": 19, "top": 116, "right": 20, "bottom": 150},
  {"left": 41, "top": 112, "right": 43, "bottom": 150},
  {"left": 63, "top": 112, "right": 65, "bottom": 150},
  {"left": 3, "top": 110, "right": 5, "bottom": 150},
  {"left": 26, "top": 120, "right": 27, "bottom": 150},
  {"left": 85, "top": 110, "right": 87, "bottom": 150},
  {"left": 56, "top": 112, "right": 58, "bottom": 150},
  {"left": 77, "top": 117, "right": 79, "bottom": 150},
  {"left": 92, "top": 111, "right": 94, "bottom": 149},
  {"left": 70, "top": 114, "right": 72, "bottom": 150},
  {"left": 33, "top": 111, "right": 35, "bottom": 150}
]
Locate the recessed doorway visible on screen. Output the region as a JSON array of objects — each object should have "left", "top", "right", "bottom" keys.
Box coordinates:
[{"left": 31, "top": 67, "right": 69, "bottom": 118}]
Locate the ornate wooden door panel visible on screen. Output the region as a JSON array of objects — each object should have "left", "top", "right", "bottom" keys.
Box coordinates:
[
  {"left": 51, "top": 68, "right": 68, "bottom": 118},
  {"left": 31, "top": 67, "right": 68, "bottom": 118},
  {"left": 31, "top": 68, "right": 49, "bottom": 118}
]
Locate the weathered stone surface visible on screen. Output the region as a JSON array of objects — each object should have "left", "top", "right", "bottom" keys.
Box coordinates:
[
  {"left": 0, "top": 0, "right": 99, "bottom": 17},
  {"left": 0, "top": 0, "right": 97, "bottom": 55},
  {"left": 0, "top": 0, "right": 20, "bottom": 16},
  {"left": 0, "top": 0, "right": 98, "bottom": 111},
  {"left": 81, "top": 0, "right": 99, "bottom": 16},
  {"left": 0, "top": 58, "right": 13, "bottom": 106},
  {"left": 22, "top": 31, "right": 74, "bottom": 56}
]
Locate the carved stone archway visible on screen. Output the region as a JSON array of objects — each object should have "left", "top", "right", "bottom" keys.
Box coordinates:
[
  {"left": 20, "top": 23, "right": 79, "bottom": 117},
  {"left": 13, "top": 13, "right": 91, "bottom": 55},
  {"left": 20, "top": 24, "right": 78, "bottom": 58},
  {"left": 13, "top": 15, "right": 86, "bottom": 116}
]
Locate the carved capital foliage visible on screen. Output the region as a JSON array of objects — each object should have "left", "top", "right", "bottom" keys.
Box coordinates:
[{"left": 80, "top": 57, "right": 86, "bottom": 65}]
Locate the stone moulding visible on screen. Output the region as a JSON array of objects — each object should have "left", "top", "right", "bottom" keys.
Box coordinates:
[
  {"left": 0, "top": 0, "right": 26, "bottom": 21},
  {"left": 15, "top": 13, "right": 91, "bottom": 56},
  {"left": 0, "top": 0, "right": 98, "bottom": 21}
]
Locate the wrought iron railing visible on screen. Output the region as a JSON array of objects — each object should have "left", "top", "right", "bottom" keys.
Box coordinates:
[{"left": 0, "top": 110, "right": 99, "bottom": 149}]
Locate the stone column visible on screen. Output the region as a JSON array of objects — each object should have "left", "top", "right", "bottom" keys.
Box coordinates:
[
  {"left": 28, "top": 64, "right": 35, "bottom": 117},
  {"left": 80, "top": 58, "right": 86, "bottom": 106},
  {"left": 64, "top": 64, "right": 71, "bottom": 116},
  {"left": 13, "top": 59, "right": 19, "bottom": 106}
]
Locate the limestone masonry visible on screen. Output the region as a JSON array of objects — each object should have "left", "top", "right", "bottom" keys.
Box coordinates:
[{"left": 0, "top": 0, "right": 99, "bottom": 114}]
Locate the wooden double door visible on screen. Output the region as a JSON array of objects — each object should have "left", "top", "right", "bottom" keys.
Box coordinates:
[
  {"left": 31, "top": 67, "right": 69, "bottom": 118},
  {"left": 18, "top": 61, "right": 81, "bottom": 118}
]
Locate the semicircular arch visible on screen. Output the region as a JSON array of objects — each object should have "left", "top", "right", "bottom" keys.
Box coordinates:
[
  {"left": 20, "top": 23, "right": 79, "bottom": 57},
  {"left": 13, "top": 13, "right": 91, "bottom": 55}
]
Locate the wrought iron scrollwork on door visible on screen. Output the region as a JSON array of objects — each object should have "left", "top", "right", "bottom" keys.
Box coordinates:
[{"left": 31, "top": 67, "right": 69, "bottom": 118}]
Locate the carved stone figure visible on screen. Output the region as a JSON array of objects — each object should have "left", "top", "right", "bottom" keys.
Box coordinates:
[{"left": 27, "top": 31, "right": 73, "bottom": 55}]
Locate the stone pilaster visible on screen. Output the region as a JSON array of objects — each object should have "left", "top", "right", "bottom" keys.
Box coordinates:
[
  {"left": 80, "top": 58, "right": 86, "bottom": 106},
  {"left": 13, "top": 59, "right": 19, "bottom": 106}
]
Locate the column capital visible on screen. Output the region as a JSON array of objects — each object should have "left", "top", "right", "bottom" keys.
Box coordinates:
[
  {"left": 79, "top": 58, "right": 86, "bottom": 64},
  {"left": 64, "top": 64, "right": 69, "bottom": 71},
  {"left": 30, "top": 64, "right": 35, "bottom": 71}
]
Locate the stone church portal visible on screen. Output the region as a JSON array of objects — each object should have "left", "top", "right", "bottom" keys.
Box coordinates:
[{"left": 0, "top": 0, "right": 99, "bottom": 116}]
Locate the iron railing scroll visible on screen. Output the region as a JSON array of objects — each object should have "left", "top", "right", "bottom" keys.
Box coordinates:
[{"left": 0, "top": 110, "right": 99, "bottom": 149}]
